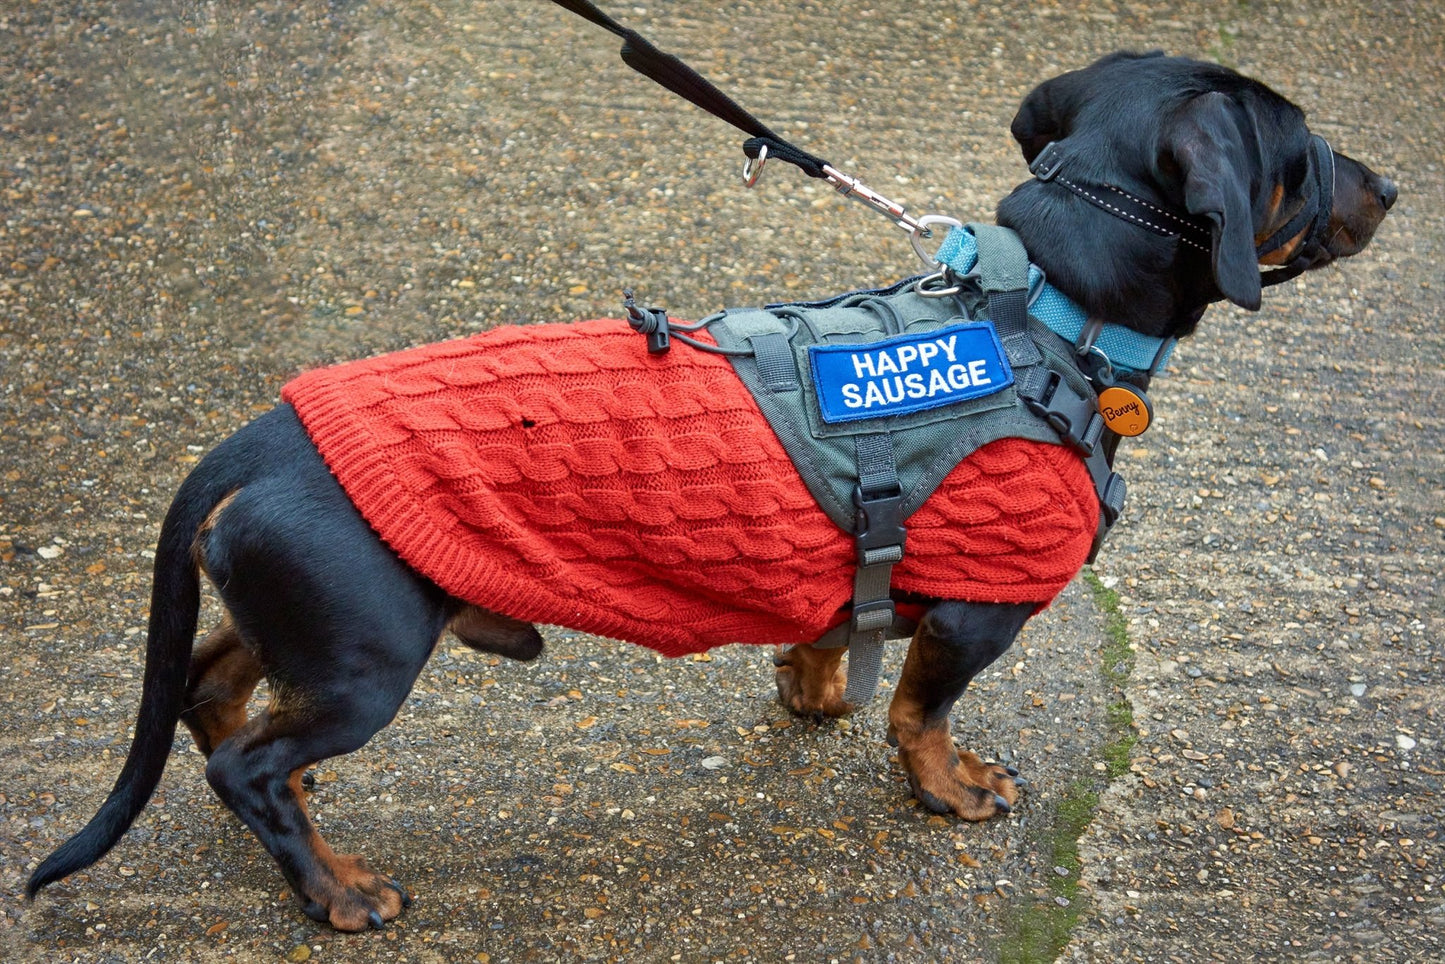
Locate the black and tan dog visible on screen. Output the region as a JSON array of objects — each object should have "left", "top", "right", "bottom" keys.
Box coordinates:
[{"left": 28, "top": 52, "right": 1393, "bottom": 930}]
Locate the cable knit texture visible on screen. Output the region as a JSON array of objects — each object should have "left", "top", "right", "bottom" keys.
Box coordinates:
[{"left": 281, "top": 319, "right": 1098, "bottom": 656}]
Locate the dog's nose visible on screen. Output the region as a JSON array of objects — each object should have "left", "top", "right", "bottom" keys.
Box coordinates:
[{"left": 1377, "top": 176, "right": 1399, "bottom": 211}]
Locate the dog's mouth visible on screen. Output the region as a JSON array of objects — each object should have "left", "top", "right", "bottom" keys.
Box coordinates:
[
  {"left": 1263, "top": 153, "right": 1395, "bottom": 273},
  {"left": 1320, "top": 210, "right": 1388, "bottom": 261},
  {"left": 1320, "top": 154, "right": 1397, "bottom": 262}
]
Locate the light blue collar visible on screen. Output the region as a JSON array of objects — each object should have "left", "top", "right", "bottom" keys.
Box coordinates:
[{"left": 934, "top": 227, "right": 1175, "bottom": 376}]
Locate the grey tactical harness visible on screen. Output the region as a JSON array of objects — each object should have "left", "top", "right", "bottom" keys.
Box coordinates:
[{"left": 631, "top": 224, "right": 1131, "bottom": 704}]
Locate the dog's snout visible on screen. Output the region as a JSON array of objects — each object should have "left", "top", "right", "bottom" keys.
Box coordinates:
[{"left": 1377, "top": 176, "right": 1399, "bottom": 211}]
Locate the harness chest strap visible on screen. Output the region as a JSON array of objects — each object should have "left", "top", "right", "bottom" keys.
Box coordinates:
[
  {"left": 970, "top": 226, "right": 1126, "bottom": 561},
  {"left": 845, "top": 434, "right": 907, "bottom": 706}
]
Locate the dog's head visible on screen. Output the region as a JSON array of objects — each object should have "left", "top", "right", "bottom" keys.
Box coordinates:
[{"left": 997, "top": 51, "right": 1396, "bottom": 339}]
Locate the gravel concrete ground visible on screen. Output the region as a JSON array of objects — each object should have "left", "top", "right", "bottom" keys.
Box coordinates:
[{"left": 2, "top": 1, "right": 1439, "bottom": 962}]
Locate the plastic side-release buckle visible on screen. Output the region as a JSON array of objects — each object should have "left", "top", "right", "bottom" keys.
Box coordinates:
[
  {"left": 844, "top": 439, "right": 906, "bottom": 705},
  {"left": 1087, "top": 468, "right": 1128, "bottom": 564},
  {"left": 850, "top": 483, "right": 904, "bottom": 644},
  {"left": 1021, "top": 370, "right": 1103, "bottom": 457},
  {"left": 853, "top": 484, "right": 906, "bottom": 569},
  {"left": 1101, "top": 471, "right": 1126, "bottom": 526}
]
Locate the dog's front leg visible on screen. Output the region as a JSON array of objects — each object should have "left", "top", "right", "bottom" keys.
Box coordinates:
[{"left": 888, "top": 601, "right": 1033, "bottom": 819}]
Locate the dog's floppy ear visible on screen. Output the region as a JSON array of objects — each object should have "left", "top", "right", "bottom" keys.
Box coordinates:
[
  {"left": 1011, "top": 77, "right": 1075, "bottom": 164},
  {"left": 1012, "top": 52, "right": 1166, "bottom": 163},
  {"left": 1011, "top": 82, "right": 1069, "bottom": 163},
  {"left": 1166, "top": 91, "right": 1262, "bottom": 310}
]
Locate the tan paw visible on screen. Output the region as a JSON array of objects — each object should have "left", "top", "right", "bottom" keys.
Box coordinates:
[
  {"left": 773, "top": 644, "right": 854, "bottom": 721},
  {"left": 896, "top": 731, "right": 1023, "bottom": 820},
  {"left": 300, "top": 854, "right": 411, "bottom": 931}
]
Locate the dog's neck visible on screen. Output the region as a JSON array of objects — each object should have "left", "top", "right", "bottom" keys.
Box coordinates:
[
  {"left": 935, "top": 226, "right": 1178, "bottom": 377},
  {"left": 995, "top": 179, "right": 1216, "bottom": 343}
]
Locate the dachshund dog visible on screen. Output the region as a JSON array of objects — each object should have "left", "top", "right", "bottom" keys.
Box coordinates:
[{"left": 28, "top": 52, "right": 1394, "bottom": 930}]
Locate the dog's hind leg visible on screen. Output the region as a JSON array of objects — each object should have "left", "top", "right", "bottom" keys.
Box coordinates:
[
  {"left": 773, "top": 643, "right": 853, "bottom": 721},
  {"left": 200, "top": 553, "right": 444, "bottom": 927},
  {"left": 887, "top": 601, "right": 1033, "bottom": 820},
  {"left": 204, "top": 683, "right": 423, "bottom": 930},
  {"left": 448, "top": 605, "right": 544, "bottom": 661},
  {"left": 181, "top": 617, "right": 264, "bottom": 757},
  {"left": 196, "top": 433, "right": 451, "bottom": 929}
]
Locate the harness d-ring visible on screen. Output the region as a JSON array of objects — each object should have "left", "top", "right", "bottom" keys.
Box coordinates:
[
  {"left": 910, "top": 214, "right": 964, "bottom": 268},
  {"left": 913, "top": 268, "right": 963, "bottom": 298},
  {"left": 909, "top": 214, "right": 966, "bottom": 297},
  {"left": 1073, "top": 318, "right": 1117, "bottom": 382},
  {"left": 1084, "top": 344, "right": 1116, "bottom": 383}
]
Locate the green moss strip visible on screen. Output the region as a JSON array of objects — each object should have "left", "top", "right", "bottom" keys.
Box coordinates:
[
  {"left": 996, "top": 568, "right": 1136, "bottom": 964},
  {"left": 1090, "top": 569, "right": 1138, "bottom": 779}
]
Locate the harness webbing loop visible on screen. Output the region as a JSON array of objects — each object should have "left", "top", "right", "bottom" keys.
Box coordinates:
[{"left": 970, "top": 224, "right": 1045, "bottom": 368}]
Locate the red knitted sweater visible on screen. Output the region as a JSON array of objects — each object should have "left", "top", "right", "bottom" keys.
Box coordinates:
[{"left": 281, "top": 319, "right": 1098, "bottom": 656}]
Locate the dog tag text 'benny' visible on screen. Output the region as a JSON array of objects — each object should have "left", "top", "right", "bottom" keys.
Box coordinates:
[{"left": 807, "top": 322, "right": 1014, "bottom": 423}]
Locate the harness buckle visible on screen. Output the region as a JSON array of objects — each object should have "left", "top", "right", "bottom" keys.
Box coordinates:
[
  {"left": 1100, "top": 471, "right": 1127, "bottom": 527},
  {"left": 852, "top": 484, "right": 907, "bottom": 568},
  {"left": 1021, "top": 370, "right": 1102, "bottom": 457},
  {"left": 1087, "top": 468, "right": 1128, "bottom": 564}
]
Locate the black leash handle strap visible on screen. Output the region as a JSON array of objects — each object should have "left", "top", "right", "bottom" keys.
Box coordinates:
[{"left": 547, "top": 0, "right": 830, "bottom": 178}]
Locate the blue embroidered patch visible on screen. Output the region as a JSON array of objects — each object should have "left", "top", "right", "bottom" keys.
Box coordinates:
[{"left": 807, "top": 322, "right": 1013, "bottom": 424}]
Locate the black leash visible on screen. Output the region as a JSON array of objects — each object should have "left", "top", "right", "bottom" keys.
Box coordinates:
[
  {"left": 546, "top": 0, "right": 950, "bottom": 245},
  {"left": 546, "top": 0, "right": 830, "bottom": 179},
  {"left": 550, "top": 0, "right": 1338, "bottom": 295}
]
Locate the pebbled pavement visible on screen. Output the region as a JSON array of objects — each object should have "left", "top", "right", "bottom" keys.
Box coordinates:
[{"left": 1, "top": 1, "right": 1439, "bottom": 961}]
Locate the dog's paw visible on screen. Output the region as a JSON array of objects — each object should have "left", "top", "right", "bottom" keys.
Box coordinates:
[
  {"left": 773, "top": 645, "right": 854, "bottom": 721},
  {"left": 299, "top": 854, "right": 412, "bottom": 932},
  {"left": 896, "top": 732, "right": 1024, "bottom": 821}
]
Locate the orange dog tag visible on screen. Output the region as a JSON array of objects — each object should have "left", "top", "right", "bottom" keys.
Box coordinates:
[{"left": 1097, "top": 385, "right": 1153, "bottom": 437}]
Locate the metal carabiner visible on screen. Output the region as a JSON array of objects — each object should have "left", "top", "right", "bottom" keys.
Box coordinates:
[
  {"left": 742, "top": 143, "right": 768, "bottom": 187},
  {"left": 820, "top": 164, "right": 926, "bottom": 235},
  {"left": 743, "top": 151, "right": 967, "bottom": 278}
]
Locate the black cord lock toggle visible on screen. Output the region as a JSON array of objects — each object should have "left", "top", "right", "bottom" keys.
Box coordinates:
[{"left": 623, "top": 289, "right": 671, "bottom": 354}]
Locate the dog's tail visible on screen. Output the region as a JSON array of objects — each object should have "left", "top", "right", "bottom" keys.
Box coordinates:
[{"left": 26, "top": 427, "right": 260, "bottom": 898}]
